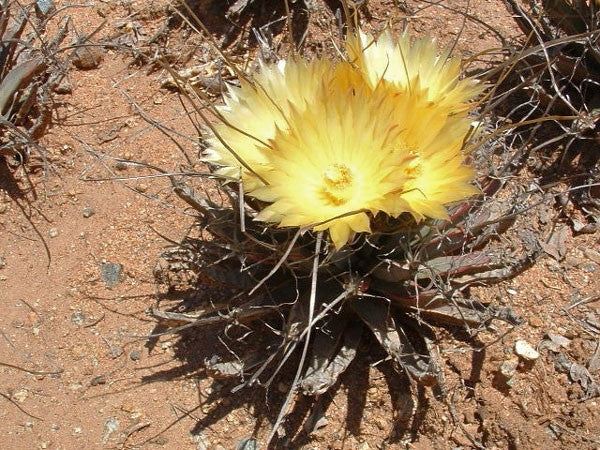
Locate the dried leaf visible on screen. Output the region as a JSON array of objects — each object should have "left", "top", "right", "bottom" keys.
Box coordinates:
[
  {"left": 539, "top": 333, "right": 571, "bottom": 353},
  {"left": 0, "top": 59, "right": 46, "bottom": 113},
  {"left": 387, "top": 293, "right": 522, "bottom": 328},
  {"left": 541, "top": 225, "right": 569, "bottom": 261},
  {"left": 205, "top": 355, "right": 244, "bottom": 378},
  {"left": 569, "top": 362, "right": 600, "bottom": 398},
  {"left": 350, "top": 299, "right": 438, "bottom": 386},
  {"left": 301, "top": 320, "right": 362, "bottom": 396}
]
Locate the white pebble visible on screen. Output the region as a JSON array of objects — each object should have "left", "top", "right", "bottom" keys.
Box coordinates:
[{"left": 515, "top": 340, "right": 540, "bottom": 361}]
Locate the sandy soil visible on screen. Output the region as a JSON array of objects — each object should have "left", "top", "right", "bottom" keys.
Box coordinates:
[{"left": 1, "top": 1, "right": 599, "bottom": 449}]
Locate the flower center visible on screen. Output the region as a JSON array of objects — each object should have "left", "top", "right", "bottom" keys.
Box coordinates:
[
  {"left": 320, "top": 163, "right": 354, "bottom": 206},
  {"left": 404, "top": 157, "right": 422, "bottom": 177}
]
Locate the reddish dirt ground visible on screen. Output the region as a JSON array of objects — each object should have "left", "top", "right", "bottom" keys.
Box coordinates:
[{"left": 1, "top": 1, "right": 599, "bottom": 449}]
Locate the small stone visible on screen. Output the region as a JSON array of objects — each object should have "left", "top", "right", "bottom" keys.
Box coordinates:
[
  {"left": 514, "top": 340, "right": 540, "bottom": 361},
  {"left": 580, "top": 263, "right": 598, "bottom": 273},
  {"left": 584, "top": 248, "right": 600, "bottom": 264},
  {"left": 135, "top": 183, "right": 148, "bottom": 193},
  {"left": 129, "top": 349, "right": 141, "bottom": 361},
  {"left": 102, "top": 418, "right": 118, "bottom": 444},
  {"left": 192, "top": 432, "right": 210, "bottom": 450},
  {"left": 53, "top": 76, "right": 73, "bottom": 94},
  {"left": 151, "top": 437, "right": 169, "bottom": 446},
  {"left": 13, "top": 389, "right": 29, "bottom": 403},
  {"left": 554, "top": 353, "right": 572, "bottom": 374},
  {"left": 71, "top": 46, "right": 103, "bottom": 70},
  {"left": 0, "top": 252, "right": 5, "bottom": 269},
  {"left": 114, "top": 161, "right": 127, "bottom": 171},
  {"left": 0, "top": 203, "right": 7, "bottom": 213},
  {"left": 506, "top": 288, "right": 518, "bottom": 296},
  {"left": 90, "top": 375, "right": 107, "bottom": 386},
  {"left": 82, "top": 207, "right": 95, "bottom": 218},
  {"left": 73, "top": 427, "right": 82, "bottom": 435},
  {"left": 153, "top": 97, "right": 163, "bottom": 105},
  {"left": 48, "top": 228, "right": 59, "bottom": 238},
  {"left": 71, "top": 310, "right": 85, "bottom": 325},
  {"left": 358, "top": 442, "right": 371, "bottom": 450},
  {"left": 528, "top": 316, "right": 543, "bottom": 328},
  {"left": 108, "top": 343, "right": 124, "bottom": 359},
  {"left": 100, "top": 262, "right": 122, "bottom": 288},
  {"left": 50, "top": 423, "right": 59, "bottom": 431},
  {"left": 498, "top": 359, "right": 519, "bottom": 380},
  {"left": 23, "top": 422, "right": 34, "bottom": 430},
  {"left": 39, "top": 441, "right": 50, "bottom": 449}
]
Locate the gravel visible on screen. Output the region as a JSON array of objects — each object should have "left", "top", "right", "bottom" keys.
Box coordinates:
[{"left": 100, "top": 262, "right": 122, "bottom": 288}]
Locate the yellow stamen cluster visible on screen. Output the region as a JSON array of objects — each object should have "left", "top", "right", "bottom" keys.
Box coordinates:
[{"left": 204, "top": 28, "right": 483, "bottom": 248}]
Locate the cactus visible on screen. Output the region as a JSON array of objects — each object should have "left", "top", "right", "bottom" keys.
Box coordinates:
[{"left": 151, "top": 23, "right": 537, "bottom": 443}]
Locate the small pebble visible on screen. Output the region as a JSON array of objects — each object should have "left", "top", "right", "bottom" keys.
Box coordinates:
[
  {"left": 0, "top": 252, "right": 5, "bottom": 268},
  {"left": 193, "top": 432, "right": 210, "bottom": 450},
  {"left": 580, "top": 263, "right": 598, "bottom": 273},
  {"left": 48, "top": 228, "right": 59, "bottom": 238},
  {"left": 71, "top": 311, "right": 85, "bottom": 326},
  {"left": 54, "top": 76, "right": 73, "bottom": 94},
  {"left": 554, "top": 353, "right": 572, "bottom": 374},
  {"left": 71, "top": 46, "right": 103, "bottom": 70},
  {"left": 584, "top": 248, "right": 600, "bottom": 264},
  {"left": 129, "top": 349, "right": 141, "bottom": 361},
  {"left": 108, "top": 343, "right": 124, "bottom": 359},
  {"left": 135, "top": 183, "right": 148, "bottom": 193},
  {"left": 100, "top": 262, "right": 122, "bottom": 288},
  {"left": 82, "top": 207, "right": 95, "bottom": 218},
  {"left": 499, "top": 359, "right": 519, "bottom": 380},
  {"left": 90, "top": 375, "right": 106, "bottom": 386},
  {"left": 13, "top": 389, "right": 29, "bottom": 403},
  {"left": 528, "top": 316, "right": 543, "bottom": 328},
  {"left": 514, "top": 340, "right": 540, "bottom": 361},
  {"left": 102, "top": 418, "right": 118, "bottom": 444},
  {"left": 114, "top": 161, "right": 127, "bottom": 171}
]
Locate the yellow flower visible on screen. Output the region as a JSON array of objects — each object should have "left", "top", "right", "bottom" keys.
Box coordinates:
[
  {"left": 346, "top": 29, "right": 483, "bottom": 113},
  {"left": 204, "top": 59, "right": 352, "bottom": 190},
  {"left": 380, "top": 117, "right": 478, "bottom": 220},
  {"left": 205, "top": 30, "right": 481, "bottom": 248},
  {"left": 250, "top": 82, "right": 417, "bottom": 249}
]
